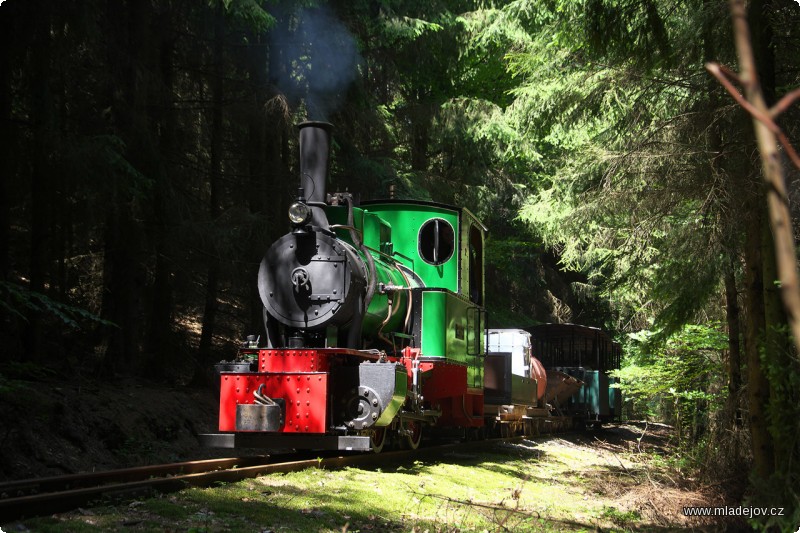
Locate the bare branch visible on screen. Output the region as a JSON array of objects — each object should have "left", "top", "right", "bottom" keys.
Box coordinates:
[
  {"left": 708, "top": 0, "right": 800, "bottom": 361},
  {"left": 705, "top": 62, "right": 800, "bottom": 170},
  {"left": 770, "top": 87, "right": 800, "bottom": 119}
]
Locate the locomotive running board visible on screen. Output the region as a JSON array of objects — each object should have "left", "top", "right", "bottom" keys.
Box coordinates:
[{"left": 199, "top": 433, "right": 371, "bottom": 452}]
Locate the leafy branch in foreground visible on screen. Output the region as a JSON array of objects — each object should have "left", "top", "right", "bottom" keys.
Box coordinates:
[{"left": 0, "top": 281, "right": 116, "bottom": 330}]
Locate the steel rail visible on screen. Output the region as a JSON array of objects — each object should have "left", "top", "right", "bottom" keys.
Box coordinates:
[
  {"left": 0, "top": 455, "right": 276, "bottom": 522},
  {"left": 0, "top": 456, "right": 273, "bottom": 497},
  {"left": 0, "top": 437, "right": 525, "bottom": 523}
]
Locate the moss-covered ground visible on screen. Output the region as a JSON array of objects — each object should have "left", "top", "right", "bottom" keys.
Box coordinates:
[{"left": 5, "top": 424, "right": 733, "bottom": 532}]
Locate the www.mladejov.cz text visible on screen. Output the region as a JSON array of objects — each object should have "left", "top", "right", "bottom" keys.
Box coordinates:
[{"left": 683, "top": 506, "right": 785, "bottom": 518}]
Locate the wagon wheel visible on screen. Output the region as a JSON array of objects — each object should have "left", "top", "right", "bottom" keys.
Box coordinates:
[
  {"left": 404, "top": 420, "right": 422, "bottom": 450},
  {"left": 370, "top": 427, "right": 387, "bottom": 454},
  {"left": 524, "top": 419, "right": 534, "bottom": 437}
]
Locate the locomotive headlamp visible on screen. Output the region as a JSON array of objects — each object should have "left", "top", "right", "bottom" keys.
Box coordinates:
[{"left": 288, "top": 201, "right": 311, "bottom": 225}]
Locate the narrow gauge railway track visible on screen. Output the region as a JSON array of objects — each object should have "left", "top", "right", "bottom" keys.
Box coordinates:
[
  {"left": 0, "top": 455, "right": 276, "bottom": 522},
  {"left": 0, "top": 437, "right": 525, "bottom": 523}
]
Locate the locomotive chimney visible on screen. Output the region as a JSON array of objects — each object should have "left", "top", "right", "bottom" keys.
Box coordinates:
[{"left": 298, "top": 121, "right": 333, "bottom": 228}]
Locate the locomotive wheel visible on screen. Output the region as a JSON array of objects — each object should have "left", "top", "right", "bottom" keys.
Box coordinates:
[
  {"left": 370, "top": 427, "right": 387, "bottom": 454},
  {"left": 404, "top": 420, "right": 422, "bottom": 450},
  {"left": 467, "top": 426, "right": 486, "bottom": 441}
]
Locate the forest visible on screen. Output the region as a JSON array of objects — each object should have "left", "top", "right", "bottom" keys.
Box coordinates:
[{"left": 1, "top": 0, "right": 799, "bottom": 529}]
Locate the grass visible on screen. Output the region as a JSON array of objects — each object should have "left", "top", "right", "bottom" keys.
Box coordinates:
[{"left": 6, "top": 427, "right": 722, "bottom": 532}]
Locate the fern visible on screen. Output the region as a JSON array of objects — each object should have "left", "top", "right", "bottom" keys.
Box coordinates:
[{"left": 0, "top": 281, "right": 116, "bottom": 330}]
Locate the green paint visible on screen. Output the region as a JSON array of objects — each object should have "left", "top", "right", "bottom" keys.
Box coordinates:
[
  {"left": 580, "top": 370, "right": 600, "bottom": 414},
  {"left": 327, "top": 205, "right": 408, "bottom": 341},
  {"left": 363, "top": 203, "right": 460, "bottom": 291},
  {"left": 421, "top": 291, "right": 447, "bottom": 357},
  {"left": 329, "top": 201, "right": 485, "bottom": 390},
  {"left": 420, "top": 289, "right": 484, "bottom": 388},
  {"left": 375, "top": 366, "right": 409, "bottom": 426}
]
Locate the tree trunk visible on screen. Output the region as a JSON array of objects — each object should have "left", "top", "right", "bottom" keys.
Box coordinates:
[
  {"left": 246, "top": 33, "right": 272, "bottom": 336},
  {"left": 724, "top": 263, "right": 742, "bottom": 406},
  {"left": 729, "top": 0, "right": 800, "bottom": 353},
  {"left": 26, "top": 0, "right": 54, "bottom": 361},
  {"left": 760, "top": 209, "right": 796, "bottom": 476},
  {"left": 742, "top": 205, "right": 775, "bottom": 480},
  {"left": 197, "top": 3, "right": 225, "bottom": 379},
  {"left": 0, "top": 37, "right": 11, "bottom": 283},
  {"left": 99, "top": 208, "right": 143, "bottom": 375},
  {"left": 144, "top": 8, "right": 178, "bottom": 379},
  {"left": 704, "top": 5, "right": 742, "bottom": 415},
  {"left": 98, "top": 0, "right": 150, "bottom": 375}
]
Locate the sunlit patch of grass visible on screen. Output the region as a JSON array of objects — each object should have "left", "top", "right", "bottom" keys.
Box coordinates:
[
  {"left": 140, "top": 495, "right": 199, "bottom": 519},
  {"left": 8, "top": 435, "right": 673, "bottom": 532},
  {"left": 187, "top": 449, "right": 605, "bottom": 532}
]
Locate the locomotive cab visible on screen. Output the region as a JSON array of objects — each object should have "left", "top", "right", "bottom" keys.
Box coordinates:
[{"left": 358, "top": 200, "right": 488, "bottom": 429}]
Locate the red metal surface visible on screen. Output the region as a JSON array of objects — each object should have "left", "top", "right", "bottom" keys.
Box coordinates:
[
  {"left": 530, "top": 356, "right": 548, "bottom": 401},
  {"left": 395, "top": 353, "right": 485, "bottom": 428},
  {"left": 544, "top": 369, "right": 583, "bottom": 405},
  {"left": 219, "top": 372, "right": 328, "bottom": 433},
  {"left": 394, "top": 347, "right": 433, "bottom": 390},
  {"left": 220, "top": 348, "right": 381, "bottom": 434},
  {"left": 420, "top": 362, "right": 467, "bottom": 401},
  {"left": 257, "top": 348, "right": 379, "bottom": 372},
  {"left": 258, "top": 349, "right": 328, "bottom": 372},
  {"left": 434, "top": 391, "right": 485, "bottom": 428}
]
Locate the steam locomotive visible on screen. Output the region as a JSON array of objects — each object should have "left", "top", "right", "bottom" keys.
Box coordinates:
[{"left": 201, "top": 122, "right": 620, "bottom": 453}]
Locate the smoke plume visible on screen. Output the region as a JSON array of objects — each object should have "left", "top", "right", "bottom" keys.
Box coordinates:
[{"left": 270, "top": 5, "right": 362, "bottom": 121}]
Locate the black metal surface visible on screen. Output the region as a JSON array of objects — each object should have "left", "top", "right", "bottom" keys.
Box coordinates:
[
  {"left": 331, "top": 362, "right": 405, "bottom": 430},
  {"left": 199, "top": 433, "right": 372, "bottom": 451},
  {"left": 258, "top": 231, "right": 366, "bottom": 330},
  {"left": 298, "top": 121, "right": 331, "bottom": 204},
  {"left": 214, "top": 362, "right": 253, "bottom": 373},
  {"left": 298, "top": 121, "right": 332, "bottom": 229},
  {"left": 524, "top": 323, "right": 622, "bottom": 371},
  {"left": 484, "top": 352, "right": 512, "bottom": 405}
]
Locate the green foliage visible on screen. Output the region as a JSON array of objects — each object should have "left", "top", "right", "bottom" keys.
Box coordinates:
[
  {"left": 62, "top": 134, "right": 153, "bottom": 207},
  {"left": 0, "top": 281, "right": 116, "bottom": 330},
  {"left": 484, "top": 237, "right": 545, "bottom": 326},
  {"left": 751, "top": 324, "right": 800, "bottom": 530},
  {"left": 505, "top": 0, "right": 746, "bottom": 335},
  {"left": 601, "top": 505, "right": 641, "bottom": 526},
  {"left": 213, "top": 0, "right": 277, "bottom": 32},
  {"left": 614, "top": 324, "right": 727, "bottom": 443},
  {"left": 379, "top": 12, "right": 444, "bottom": 42}
]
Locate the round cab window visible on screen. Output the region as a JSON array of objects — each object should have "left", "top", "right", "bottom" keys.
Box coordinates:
[{"left": 418, "top": 218, "right": 455, "bottom": 265}]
